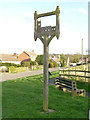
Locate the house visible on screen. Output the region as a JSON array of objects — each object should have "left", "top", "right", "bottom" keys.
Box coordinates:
[
  {"left": 49, "top": 54, "right": 60, "bottom": 62},
  {"left": 79, "top": 57, "right": 89, "bottom": 63},
  {"left": 13, "top": 53, "right": 18, "bottom": 58},
  {"left": 18, "top": 51, "right": 37, "bottom": 62},
  {"left": 0, "top": 54, "right": 21, "bottom": 64}
]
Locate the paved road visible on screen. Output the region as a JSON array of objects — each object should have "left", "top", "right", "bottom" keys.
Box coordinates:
[
  {"left": 0, "top": 66, "right": 75, "bottom": 82},
  {"left": 0, "top": 68, "right": 58, "bottom": 82}
]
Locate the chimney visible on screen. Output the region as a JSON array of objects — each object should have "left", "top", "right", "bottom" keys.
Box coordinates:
[{"left": 13, "top": 53, "right": 17, "bottom": 57}]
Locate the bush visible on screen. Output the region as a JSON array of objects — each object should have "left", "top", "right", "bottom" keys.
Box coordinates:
[
  {"left": 61, "top": 62, "right": 67, "bottom": 67},
  {"left": 49, "top": 62, "right": 54, "bottom": 68},
  {"left": 9, "top": 66, "right": 27, "bottom": 73},
  {"left": 35, "top": 55, "right": 43, "bottom": 65},
  {"left": 21, "top": 61, "right": 30, "bottom": 68},
  {"left": 54, "top": 62, "right": 59, "bottom": 67},
  {"left": 6, "top": 67, "right": 9, "bottom": 72},
  {"left": 49, "top": 59, "right": 59, "bottom": 68},
  {"left": 9, "top": 66, "right": 15, "bottom": 73},
  {"left": 0, "top": 62, "right": 21, "bottom": 67},
  {"left": 30, "top": 61, "right": 36, "bottom": 66}
]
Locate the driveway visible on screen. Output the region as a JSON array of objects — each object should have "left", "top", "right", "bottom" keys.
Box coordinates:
[{"left": 0, "top": 68, "right": 58, "bottom": 82}]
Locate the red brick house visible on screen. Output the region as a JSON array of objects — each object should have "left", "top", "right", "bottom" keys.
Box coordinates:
[{"left": 18, "top": 51, "right": 37, "bottom": 62}]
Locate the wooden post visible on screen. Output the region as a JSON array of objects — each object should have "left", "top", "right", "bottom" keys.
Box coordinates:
[
  {"left": 81, "top": 39, "right": 83, "bottom": 70},
  {"left": 84, "top": 65, "right": 86, "bottom": 82},
  {"left": 85, "top": 70, "right": 86, "bottom": 82},
  {"left": 68, "top": 66, "right": 70, "bottom": 79},
  {"left": 75, "top": 66, "right": 76, "bottom": 81},
  {"left": 34, "top": 6, "right": 60, "bottom": 112},
  {"left": 63, "top": 68, "right": 64, "bottom": 76},
  {"left": 43, "top": 35, "right": 49, "bottom": 111}
]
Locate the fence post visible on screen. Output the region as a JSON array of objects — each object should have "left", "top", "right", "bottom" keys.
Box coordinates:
[
  {"left": 75, "top": 66, "right": 76, "bottom": 81},
  {"left": 85, "top": 70, "right": 86, "bottom": 82},
  {"left": 84, "top": 65, "right": 86, "bottom": 82},
  {"left": 63, "top": 68, "right": 64, "bottom": 78},
  {"left": 59, "top": 69, "right": 61, "bottom": 77},
  {"left": 68, "top": 66, "right": 70, "bottom": 79}
]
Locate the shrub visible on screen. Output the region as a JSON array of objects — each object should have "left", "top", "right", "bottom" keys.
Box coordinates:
[
  {"left": 61, "top": 62, "right": 67, "bottom": 67},
  {"left": 9, "top": 66, "right": 15, "bottom": 73},
  {"left": 30, "top": 61, "right": 36, "bottom": 66},
  {"left": 9, "top": 66, "right": 27, "bottom": 73},
  {"left": 49, "top": 62, "right": 54, "bottom": 68},
  {"left": 36, "top": 55, "right": 43, "bottom": 65},
  {"left": 0, "top": 62, "right": 21, "bottom": 67},
  {"left": 54, "top": 62, "right": 59, "bottom": 67},
  {"left": 6, "top": 67, "right": 9, "bottom": 72},
  {"left": 49, "top": 59, "right": 59, "bottom": 68},
  {"left": 21, "top": 61, "right": 30, "bottom": 68}
]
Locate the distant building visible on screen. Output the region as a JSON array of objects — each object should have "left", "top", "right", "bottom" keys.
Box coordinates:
[
  {"left": 18, "top": 51, "right": 37, "bottom": 62},
  {"left": 13, "top": 53, "right": 18, "bottom": 58},
  {"left": 0, "top": 54, "right": 21, "bottom": 64},
  {"left": 49, "top": 54, "right": 60, "bottom": 62},
  {"left": 79, "top": 57, "right": 89, "bottom": 63}
]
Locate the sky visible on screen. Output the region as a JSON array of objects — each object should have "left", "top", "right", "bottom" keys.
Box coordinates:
[{"left": 0, "top": 0, "right": 88, "bottom": 55}]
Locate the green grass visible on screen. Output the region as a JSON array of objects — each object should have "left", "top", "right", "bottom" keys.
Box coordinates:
[{"left": 2, "top": 72, "right": 88, "bottom": 118}]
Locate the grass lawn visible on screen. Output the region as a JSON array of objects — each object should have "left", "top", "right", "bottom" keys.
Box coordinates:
[{"left": 2, "top": 71, "right": 89, "bottom": 119}]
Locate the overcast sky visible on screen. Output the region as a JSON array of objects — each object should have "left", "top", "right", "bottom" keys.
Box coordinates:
[{"left": 0, "top": 0, "right": 88, "bottom": 55}]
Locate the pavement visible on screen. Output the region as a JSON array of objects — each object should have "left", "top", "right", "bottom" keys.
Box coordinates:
[{"left": 0, "top": 68, "right": 58, "bottom": 82}]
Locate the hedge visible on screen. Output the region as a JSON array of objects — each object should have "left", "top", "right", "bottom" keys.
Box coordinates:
[
  {"left": 0, "top": 62, "right": 21, "bottom": 67},
  {"left": 9, "top": 66, "right": 27, "bottom": 73}
]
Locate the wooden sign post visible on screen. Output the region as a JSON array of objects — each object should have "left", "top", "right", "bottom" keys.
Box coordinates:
[{"left": 34, "top": 6, "right": 60, "bottom": 112}]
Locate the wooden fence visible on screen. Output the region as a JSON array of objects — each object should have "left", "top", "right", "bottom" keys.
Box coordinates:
[{"left": 59, "top": 69, "right": 90, "bottom": 82}]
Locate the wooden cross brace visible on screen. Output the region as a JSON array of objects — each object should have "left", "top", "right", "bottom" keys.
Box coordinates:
[{"left": 34, "top": 6, "right": 60, "bottom": 42}]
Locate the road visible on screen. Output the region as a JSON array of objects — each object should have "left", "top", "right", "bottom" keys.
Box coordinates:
[
  {"left": 0, "top": 66, "right": 77, "bottom": 82},
  {"left": 0, "top": 68, "right": 58, "bottom": 82}
]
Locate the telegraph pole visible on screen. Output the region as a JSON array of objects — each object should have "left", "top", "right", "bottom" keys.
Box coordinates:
[
  {"left": 34, "top": 6, "right": 60, "bottom": 112},
  {"left": 82, "top": 39, "right": 83, "bottom": 65}
]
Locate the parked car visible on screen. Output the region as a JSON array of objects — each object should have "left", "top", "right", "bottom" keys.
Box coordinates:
[
  {"left": 76, "top": 62, "right": 82, "bottom": 66},
  {"left": 69, "top": 64, "right": 73, "bottom": 66},
  {"left": 0, "top": 66, "right": 7, "bottom": 72}
]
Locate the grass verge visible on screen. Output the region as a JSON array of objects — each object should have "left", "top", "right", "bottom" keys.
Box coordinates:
[{"left": 2, "top": 72, "right": 88, "bottom": 118}]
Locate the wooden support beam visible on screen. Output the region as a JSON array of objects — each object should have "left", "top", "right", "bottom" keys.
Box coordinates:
[
  {"left": 37, "top": 11, "right": 56, "bottom": 18},
  {"left": 43, "top": 35, "right": 49, "bottom": 111},
  {"left": 47, "top": 35, "right": 55, "bottom": 46}
]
